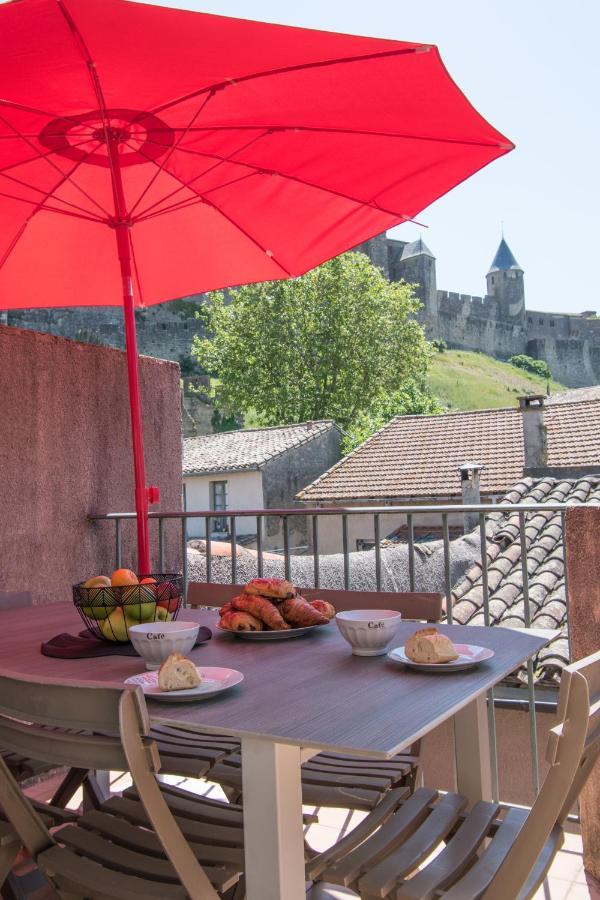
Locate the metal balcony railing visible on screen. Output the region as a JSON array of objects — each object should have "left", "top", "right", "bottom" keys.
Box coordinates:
[{"left": 89, "top": 500, "right": 579, "bottom": 811}]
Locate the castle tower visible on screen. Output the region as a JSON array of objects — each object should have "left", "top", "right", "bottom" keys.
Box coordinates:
[
  {"left": 486, "top": 238, "right": 525, "bottom": 322},
  {"left": 395, "top": 236, "right": 438, "bottom": 322}
]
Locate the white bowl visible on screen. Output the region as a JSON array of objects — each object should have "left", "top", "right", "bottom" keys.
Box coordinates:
[
  {"left": 128, "top": 621, "right": 199, "bottom": 670},
  {"left": 335, "top": 609, "right": 402, "bottom": 657}
]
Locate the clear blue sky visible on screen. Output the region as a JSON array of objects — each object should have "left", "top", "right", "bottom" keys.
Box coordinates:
[{"left": 143, "top": 0, "right": 599, "bottom": 313}]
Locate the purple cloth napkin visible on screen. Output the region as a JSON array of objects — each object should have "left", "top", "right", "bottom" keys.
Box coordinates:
[{"left": 41, "top": 627, "right": 212, "bottom": 659}]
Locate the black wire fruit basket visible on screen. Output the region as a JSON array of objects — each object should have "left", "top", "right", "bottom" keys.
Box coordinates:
[{"left": 73, "top": 574, "right": 183, "bottom": 642}]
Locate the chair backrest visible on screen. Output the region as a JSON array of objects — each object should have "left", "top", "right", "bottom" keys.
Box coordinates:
[
  {"left": 0, "top": 671, "right": 220, "bottom": 899},
  {"left": 485, "top": 648, "right": 600, "bottom": 900},
  {"left": 187, "top": 582, "right": 443, "bottom": 622},
  {"left": 0, "top": 670, "right": 151, "bottom": 773}
]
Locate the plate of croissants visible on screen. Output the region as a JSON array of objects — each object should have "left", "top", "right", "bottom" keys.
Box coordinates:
[{"left": 217, "top": 578, "right": 336, "bottom": 639}]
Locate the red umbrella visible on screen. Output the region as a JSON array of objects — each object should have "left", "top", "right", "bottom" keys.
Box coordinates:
[{"left": 0, "top": 0, "right": 513, "bottom": 573}]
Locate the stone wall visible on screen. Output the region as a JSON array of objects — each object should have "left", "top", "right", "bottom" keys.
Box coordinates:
[
  {"left": 7, "top": 299, "right": 205, "bottom": 365},
  {"left": 0, "top": 326, "right": 183, "bottom": 606},
  {"left": 262, "top": 427, "right": 342, "bottom": 550}
]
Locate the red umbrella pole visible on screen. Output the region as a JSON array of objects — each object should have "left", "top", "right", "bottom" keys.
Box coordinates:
[{"left": 108, "top": 135, "right": 151, "bottom": 576}]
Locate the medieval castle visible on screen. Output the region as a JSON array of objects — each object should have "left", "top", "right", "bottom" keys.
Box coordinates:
[
  {"left": 357, "top": 233, "right": 600, "bottom": 388},
  {"left": 2, "top": 233, "right": 599, "bottom": 392}
]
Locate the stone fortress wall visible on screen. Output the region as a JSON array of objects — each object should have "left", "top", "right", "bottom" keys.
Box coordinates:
[
  {"left": 2, "top": 230, "right": 598, "bottom": 399},
  {"left": 357, "top": 233, "right": 600, "bottom": 388}
]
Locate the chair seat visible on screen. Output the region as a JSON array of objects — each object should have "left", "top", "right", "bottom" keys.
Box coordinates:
[
  {"left": 316, "top": 788, "right": 564, "bottom": 899},
  {"left": 40, "top": 783, "right": 245, "bottom": 899},
  {"left": 205, "top": 747, "right": 417, "bottom": 812}
]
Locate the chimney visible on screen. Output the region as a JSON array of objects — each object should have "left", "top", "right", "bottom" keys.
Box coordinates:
[
  {"left": 518, "top": 395, "right": 547, "bottom": 472},
  {"left": 458, "top": 462, "right": 484, "bottom": 533}
]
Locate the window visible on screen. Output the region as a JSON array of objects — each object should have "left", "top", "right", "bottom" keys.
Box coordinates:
[
  {"left": 539, "top": 318, "right": 544, "bottom": 325},
  {"left": 210, "top": 480, "right": 228, "bottom": 533}
]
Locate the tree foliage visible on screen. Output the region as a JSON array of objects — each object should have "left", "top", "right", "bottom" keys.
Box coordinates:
[
  {"left": 193, "top": 252, "right": 431, "bottom": 431},
  {"left": 508, "top": 354, "right": 551, "bottom": 380},
  {"left": 341, "top": 377, "right": 443, "bottom": 453}
]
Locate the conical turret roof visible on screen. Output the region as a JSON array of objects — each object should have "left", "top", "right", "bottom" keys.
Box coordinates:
[
  {"left": 400, "top": 236, "right": 435, "bottom": 261},
  {"left": 488, "top": 238, "right": 522, "bottom": 273}
]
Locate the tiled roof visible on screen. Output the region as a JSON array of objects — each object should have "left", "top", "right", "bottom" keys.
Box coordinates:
[
  {"left": 183, "top": 421, "right": 338, "bottom": 476},
  {"left": 297, "top": 400, "right": 600, "bottom": 502},
  {"left": 451, "top": 476, "right": 600, "bottom": 686}
]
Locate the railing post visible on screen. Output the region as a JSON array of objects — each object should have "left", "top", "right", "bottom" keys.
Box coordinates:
[
  {"left": 158, "top": 517, "right": 165, "bottom": 573},
  {"left": 519, "top": 510, "right": 540, "bottom": 796},
  {"left": 283, "top": 517, "right": 291, "bottom": 581},
  {"left": 442, "top": 514, "right": 452, "bottom": 624},
  {"left": 230, "top": 516, "right": 237, "bottom": 585},
  {"left": 479, "top": 511, "right": 499, "bottom": 803},
  {"left": 180, "top": 516, "right": 188, "bottom": 605},
  {"left": 407, "top": 513, "right": 415, "bottom": 592},
  {"left": 115, "top": 518, "right": 122, "bottom": 570},
  {"left": 342, "top": 514, "right": 349, "bottom": 590},
  {"left": 256, "top": 515, "right": 263, "bottom": 579},
  {"left": 205, "top": 516, "right": 212, "bottom": 584},
  {"left": 312, "top": 516, "right": 320, "bottom": 589},
  {"left": 374, "top": 514, "right": 381, "bottom": 592}
]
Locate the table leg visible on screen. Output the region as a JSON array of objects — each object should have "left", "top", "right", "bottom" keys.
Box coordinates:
[
  {"left": 241, "top": 736, "right": 306, "bottom": 900},
  {"left": 453, "top": 693, "right": 493, "bottom": 804}
]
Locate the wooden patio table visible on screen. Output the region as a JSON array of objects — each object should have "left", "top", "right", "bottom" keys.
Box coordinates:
[{"left": 0, "top": 602, "right": 550, "bottom": 900}]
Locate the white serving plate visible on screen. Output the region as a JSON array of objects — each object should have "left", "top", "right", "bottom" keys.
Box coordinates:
[
  {"left": 125, "top": 666, "right": 243, "bottom": 701},
  {"left": 217, "top": 623, "right": 329, "bottom": 641},
  {"left": 388, "top": 643, "right": 494, "bottom": 672}
]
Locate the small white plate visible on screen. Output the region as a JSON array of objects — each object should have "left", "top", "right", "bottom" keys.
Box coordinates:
[
  {"left": 125, "top": 666, "right": 243, "bottom": 701},
  {"left": 217, "top": 623, "right": 329, "bottom": 641},
  {"left": 388, "top": 644, "right": 494, "bottom": 672}
]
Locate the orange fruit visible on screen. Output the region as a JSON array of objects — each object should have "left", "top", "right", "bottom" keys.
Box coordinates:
[{"left": 111, "top": 568, "right": 139, "bottom": 587}]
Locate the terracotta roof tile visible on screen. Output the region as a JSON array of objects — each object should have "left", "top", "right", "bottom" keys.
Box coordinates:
[
  {"left": 452, "top": 475, "right": 600, "bottom": 686},
  {"left": 298, "top": 400, "right": 600, "bottom": 501},
  {"left": 183, "top": 420, "right": 338, "bottom": 476}
]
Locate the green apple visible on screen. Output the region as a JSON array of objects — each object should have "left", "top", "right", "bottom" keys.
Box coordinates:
[
  {"left": 82, "top": 587, "right": 116, "bottom": 621},
  {"left": 122, "top": 585, "right": 155, "bottom": 623},
  {"left": 99, "top": 607, "right": 130, "bottom": 642},
  {"left": 155, "top": 605, "right": 169, "bottom": 622}
]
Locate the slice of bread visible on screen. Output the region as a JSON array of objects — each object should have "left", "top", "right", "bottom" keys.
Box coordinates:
[
  {"left": 158, "top": 652, "right": 201, "bottom": 692},
  {"left": 405, "top": 628, "right": 459, "bottom": 664}
]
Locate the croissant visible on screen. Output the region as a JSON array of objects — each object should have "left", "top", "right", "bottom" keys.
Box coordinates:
[
  {"left": 220, "top": 610, "right": 263, "bottom": 632},
  {"left": 280, "top": 596, "right": 328, "bottom": 627},
  {"left": 308, "top": 599, "right": 336, "bottom": 621},
  {"left": 220, "top": 601, "right": 233, "bottom": 617},
  {"left": 231, "top": 593, "right": 290, "bottom": 630},
  {"left": 243, "top": 578, "right": 295, "bottom": 600}
]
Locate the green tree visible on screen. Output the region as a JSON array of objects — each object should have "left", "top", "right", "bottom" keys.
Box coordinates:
[
  {"left": 341, "top": 377, "right": 443, "bottom": 453},
  {"left": 193, "top": 252, "right": 431, "bottom": 430},
  {"left": 508, "top": 354, "right": 552, "bottom": 380}
]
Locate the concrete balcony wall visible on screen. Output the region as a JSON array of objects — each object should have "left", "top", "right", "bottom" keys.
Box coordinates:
[{"left": 0, "top": 325, "right": 182, "bottom": 605}]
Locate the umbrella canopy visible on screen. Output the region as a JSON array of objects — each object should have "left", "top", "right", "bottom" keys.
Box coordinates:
[{"left": 0, "top": 0, "right": 513, "bottom": 571}]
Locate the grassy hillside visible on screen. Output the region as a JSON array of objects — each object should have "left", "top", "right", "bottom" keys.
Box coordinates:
[{"left": 427, "top": 350, "right": 565, "bottom": 411}]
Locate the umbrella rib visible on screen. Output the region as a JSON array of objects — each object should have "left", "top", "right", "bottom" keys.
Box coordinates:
[
  {"left": 136, "top": 173, "right": 259, "bottom": 223},
  {"left": 128, "top": 229, "right": 145, "bottom": 307},
  {"left": 121, "top": 139, "right": 290, "bottom": 276},
  {"left": 131, "top": 130, "right": 270, "bottom": 220},
  {"left": 0, "top": 97, "right": 93, "bottom": 128},
  {"left": 0, "top": 151, "right": 109, "bottom": 222},
  {"left": 155, "top": 123, "right": 511, "bottom": 151},
  {"left": 150, "top": 44, "right": 431, "bottom": 117},
  {"left": 128, "top": 89, "right": 218, "bottom": 218},
  {"left": 0, "top": 110, "right": 113, "bottom": 218},
  {"left": 139, "top": 138, "right": 422, "bottom": 224},
  {"left": 0, "top": 148, "right": 107, "bottom": 274},
  {"left": 0, "top": 188, "right": 105, "bottom": 223}
]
